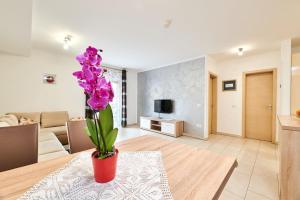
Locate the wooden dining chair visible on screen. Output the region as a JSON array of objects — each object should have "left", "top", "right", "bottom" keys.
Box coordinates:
[
  {"left": 66, "top": 120, "right": 94, "bottom": 154},
  {"left": 0, "top": 123, "right": 38, "bottom": 172}
]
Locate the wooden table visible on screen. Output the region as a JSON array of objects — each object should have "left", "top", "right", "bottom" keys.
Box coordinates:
[{"left": 0, "top": 135, "right": 237, "bottom": 200}]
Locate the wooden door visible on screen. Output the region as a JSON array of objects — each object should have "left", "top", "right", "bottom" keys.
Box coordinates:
[
  {"left": 245, "top": 72, "right": 273, "bottom": 141},
  {"left": 208, "top": 74, "right": 217, "bottom": 134},
  {"left": 208, "top": 77, "right": 213, "bottom": 134}
]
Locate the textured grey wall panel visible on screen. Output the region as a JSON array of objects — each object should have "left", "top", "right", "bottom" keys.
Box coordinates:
[{"left": 137, "top": 58, "right": 205, "bottom": 138}]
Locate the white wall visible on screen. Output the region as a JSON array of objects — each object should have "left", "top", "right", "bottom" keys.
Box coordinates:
[
  {"left": 0, "top": 49, "right": 85, "bottom": 117},
  {"left": 291, "top": 48, "right": 300, "bottom": 115},
  {"left": 127, "top": 69, "right": 138, "bottom": 124},
  {"left": 215, "top": 51, "right": 281, "bottom": 136},
  {"left": 279, "top": 39, "right": 291, "bottom": 115},
  {"left": 0, "top": 48, "right": 138, "bottom": 125}
]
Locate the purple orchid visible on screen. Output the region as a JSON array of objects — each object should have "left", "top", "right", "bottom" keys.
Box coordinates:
[
  {"left": 75, "top": 46, "right": 102, "bottom": 67},
  {"left": 72, "top": 46, "right": 118, "bottom": 161},
  {"left": 86, "top": 46, "right": 98, "bottom": 57},
  {"left": 87, "top": 93, "right": 109, "bottom": 110},
  {"left": 73, "top": 46, "right": 114, "bottom": 111}
]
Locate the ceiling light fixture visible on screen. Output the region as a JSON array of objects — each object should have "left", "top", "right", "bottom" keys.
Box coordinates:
[
  {"left": 63, "top": 35, "right": 72, "bottom": 50},
  {"left": 237, "top": 48, "right": 244, "bottom": 56},
  {"left": 164, "top": 19, "right": 172, "bottom": 28}
]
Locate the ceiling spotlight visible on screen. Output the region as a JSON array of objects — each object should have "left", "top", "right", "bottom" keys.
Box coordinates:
[
  {"left": 164, "top": 19, "right": 172, "bottom": 28},
  {"left": 237, "top": 48, "right": 244, "bottom": 56},
  {"left": 63, "top": 35, "right": 72, "bottom": 50}
]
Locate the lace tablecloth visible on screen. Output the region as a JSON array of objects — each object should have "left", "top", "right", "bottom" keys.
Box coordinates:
[{"left": 18, "top": 151, "right": 173, "bottom": 200}]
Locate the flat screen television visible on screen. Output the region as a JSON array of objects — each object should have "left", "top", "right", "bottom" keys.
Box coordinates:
[{"left": 154, "top": 99, "right": 173, "bottom": 113}]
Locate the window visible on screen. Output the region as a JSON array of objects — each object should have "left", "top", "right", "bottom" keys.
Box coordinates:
[
  {"left": 104, "top": 68, "right": 122, "bottom": 128},
  {"left": 110, "top": 81, "right": 121, "bottom": 127}
]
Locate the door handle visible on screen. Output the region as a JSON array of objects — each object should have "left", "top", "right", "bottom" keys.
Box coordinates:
[{"left": 267, "top": 104, "right": 272, "bottom": 110}]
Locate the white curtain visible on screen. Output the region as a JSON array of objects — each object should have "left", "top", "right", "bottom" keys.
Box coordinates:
[{"left": 104, "top": 68, "right": 122, "bottom": 128}]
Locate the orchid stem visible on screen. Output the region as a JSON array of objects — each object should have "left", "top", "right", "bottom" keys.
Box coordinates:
[
  {"left": 95, "top": 112, "right": 108, "bottom": 155},
  {"left": 93, "top": 111, "right": 101, "bottom": 156}
]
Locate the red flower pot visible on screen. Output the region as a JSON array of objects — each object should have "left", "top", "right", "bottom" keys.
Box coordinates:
[{"left": 91, "top": 149, "right": 118, "bottom": 183}]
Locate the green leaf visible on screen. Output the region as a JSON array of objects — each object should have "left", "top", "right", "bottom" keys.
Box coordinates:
[
  {"left": 86, "top": 118, "right": 95, "bottom": 134},
  {"left": 98, "top": 154, "right": 107, "bottom": 159},
  {"left": 98, "top": 128, "right": 105, "bottom": 152},
  {"left": 85, "top": 118, "right": 99, "bottom": 146},
  {"left": 106, "top": 128, "right": 118, "bottom": 152},
  {"left": 84, "top": 127, "right": 97, "bottom": 146},
  {"left": 99, "top": 104, "right": 114, "bottom": 136}
]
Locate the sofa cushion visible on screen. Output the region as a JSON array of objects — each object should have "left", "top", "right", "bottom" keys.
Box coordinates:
[
  {"left": 8, "top": 112, "right": 41, "bottom": 123},
  {"left": 0, "top": 114, "right": 19, "bottom": 126},
  {"left": 39, "top": 131, "right": 57, "bottom": 142},
  {"left": 0, "top": 122, "right": 10, "bottom": 127},
  {"left": 40, "top": 126, "right": 68, "bottom": 145},
  {"left": 40, "top": 126, "right": 67, "bottom": 136},
  {"left": 38, "top": 130, "right": 69, "bottom": 162},
  {"left": 41, "top": 111, "right": 69, "bottom": 128},
  {"left": 19, "top": 117, "right": 35, "bottom": 125},
  {"left": 38, "top": 151, "right": 69, "bottom": 162},
  {"left": 38, "top": 139, "right": 66, "bottom": 155}
]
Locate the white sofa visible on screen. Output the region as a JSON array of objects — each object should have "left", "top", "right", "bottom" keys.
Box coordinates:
[{"left": 9, "top": 111, "right": 69, "bottom": 145}]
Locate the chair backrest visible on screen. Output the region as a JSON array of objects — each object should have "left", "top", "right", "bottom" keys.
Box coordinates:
[
  {"left": 0, "top": 123, "right": 38, "bottom": 172},
  {"left": 67, "top": 120, "right": 94, "bottom": 154},
  {"left": 41, "top": 111, "right": 69, "bottom": 128}
]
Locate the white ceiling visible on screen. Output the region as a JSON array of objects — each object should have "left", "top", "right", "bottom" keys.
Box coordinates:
[
  {"left": 0, "top": 0, "right": 32, "bottom": 56},
  {"left": 3, "top": 0, "right": 300, "bottom": 69}
]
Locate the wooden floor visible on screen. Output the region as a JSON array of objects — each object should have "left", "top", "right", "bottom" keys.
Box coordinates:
[
  {"left": 119, "top": 126, "right": 279, "bottom": 200},
  {"left": 0, "top": 126, "right": 278, "bottom": 200}
]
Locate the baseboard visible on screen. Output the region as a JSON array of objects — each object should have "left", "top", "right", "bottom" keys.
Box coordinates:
[
  {"left": 182, "top": 133, "right": 208, "bottom": 140},
  {"left": 123, "top": 123, "right": 138, "bottom": 128},
  {"left": 215, "top": 132, "right": 243, "bottom": 138}
]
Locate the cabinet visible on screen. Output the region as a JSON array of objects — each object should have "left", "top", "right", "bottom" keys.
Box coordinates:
[
  {"left": 278, "top": 116, "right": 300, "bottom": 200},
  {"left": 140, "top": 117, "right": 183, "bottom": 137},
  {"left": 161, "top": 122, "right": 175, "bottom": 134},
  {"left": 140, "top": 118, "right": 151, "bottom": 129}
]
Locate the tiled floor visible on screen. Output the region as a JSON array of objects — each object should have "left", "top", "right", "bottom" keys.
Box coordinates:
[{"left": 118, "top": 126, "right": 279, "bottom": 200}]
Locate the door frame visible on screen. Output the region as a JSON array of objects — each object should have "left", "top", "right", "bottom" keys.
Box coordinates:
[
  {"left": 242, "top": 68, "right": 277, "bottom": 143},
  {"left": 208, "top": 72, "right": 218, "bottom": 135}
]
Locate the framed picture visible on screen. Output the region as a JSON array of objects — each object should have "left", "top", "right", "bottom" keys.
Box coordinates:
[
  {"left": 43, "top": 74, "right": 56, "bottom": 84},
  {"left": 222, "top": 80, "right": 236, "bottom": 91}
]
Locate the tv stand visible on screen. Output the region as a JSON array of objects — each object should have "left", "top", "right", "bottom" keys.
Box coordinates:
[
  {"left": 157, "top": 112, "right": 162, "bottom": 119},
  {"left": 140, "top": 116, "right": 184, "bottom": 137}
]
